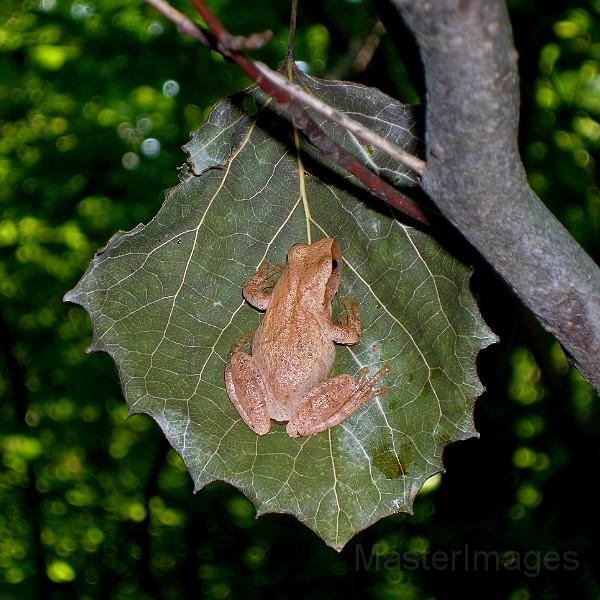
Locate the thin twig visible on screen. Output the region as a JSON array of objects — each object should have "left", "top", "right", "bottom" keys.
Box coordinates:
[
  {"left": 145, "top": 0, "right": 210, "bottom": 45},
  {"left": 353, "top": 21, "right": 386, "bottom": 73},
  {"left": 254, "top": 61, "right": 425, "bottom": 175},
  {"left": 146, "top": 0, "right": 424, "bottom": 177},
  {"left": 144, "top": 0, "right": 429, "bottom": 224},
  {"left": 187, "top": 0, "right": 429, "bottom": 223},
  {"left": 227, "top": 30, "right": 274, "bottom": 51}
]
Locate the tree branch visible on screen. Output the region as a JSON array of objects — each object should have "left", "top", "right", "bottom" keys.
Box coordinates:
[{"left": 390, "top": 0, "right": 600, "bottom": 392}]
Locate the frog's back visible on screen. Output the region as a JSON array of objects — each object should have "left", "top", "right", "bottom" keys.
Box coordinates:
[{"left": 252, "top": 297, "right": 335, "bottom": 416}]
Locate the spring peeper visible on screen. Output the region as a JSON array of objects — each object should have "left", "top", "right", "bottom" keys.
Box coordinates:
[{"left": 225, "top": 237, "right": 388, "bottom": 437}]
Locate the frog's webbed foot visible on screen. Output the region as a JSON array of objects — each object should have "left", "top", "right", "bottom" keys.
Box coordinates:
[
  {"left": 242, "top": 261, "right": 284, "bottom": 311},
  {"left": 225, "top": 348, "right": 274, "bottom": 436},
  {"left": 286, "top": 365, "right": 390, "bottom": 438}
]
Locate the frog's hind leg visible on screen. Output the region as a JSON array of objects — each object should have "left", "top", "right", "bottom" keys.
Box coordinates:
[
  {"left": 286, "top": 366, "right": 389, "bottom": 438},
  {"left": 225, "top": 350, "right": 272, "bottom": 436}
]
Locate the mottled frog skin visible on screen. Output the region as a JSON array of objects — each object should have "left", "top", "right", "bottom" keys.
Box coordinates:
[{"left": 225, "top": 238, "right": 388, "bottom": 437}]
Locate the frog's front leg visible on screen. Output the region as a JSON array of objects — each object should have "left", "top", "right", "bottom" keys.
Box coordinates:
[
  {"left": 242, "top": 261, "right": 283, "bottom": 310},
  {"left": 286, "top": 365, "right": 390, "bottom": 438},
  {"left": 324, "top": 297, "right": 361, "bottom": 345},
  {"left": 225, "top": 336, "right": 274, "bottom": 435}
]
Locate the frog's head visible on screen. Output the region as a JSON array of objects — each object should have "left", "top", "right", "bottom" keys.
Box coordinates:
[{"left": 287, "top": 238, "right": 343, "bottom": 306}]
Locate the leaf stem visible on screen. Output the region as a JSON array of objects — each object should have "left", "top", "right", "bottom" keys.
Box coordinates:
[{"left": 286, "top": 0, "right": 299, "bottom": 63}]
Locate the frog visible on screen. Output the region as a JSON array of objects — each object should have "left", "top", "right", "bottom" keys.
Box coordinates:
[{"left": 225, "top": 237, "right": 389, "bottom": 438}]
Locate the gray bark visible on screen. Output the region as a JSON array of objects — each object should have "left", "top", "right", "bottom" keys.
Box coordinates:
[{"left": 390, "top": 0, "right": 600, "bottom": 393}]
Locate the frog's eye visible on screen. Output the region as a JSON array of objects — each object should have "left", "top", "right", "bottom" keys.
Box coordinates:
[{"left": 331, "top": 258, "right": 339, "bottom": 271}]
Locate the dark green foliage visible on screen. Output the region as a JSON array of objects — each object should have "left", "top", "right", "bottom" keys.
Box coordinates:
[{"left": 0, "top": 0, "right": 599, "bottom": 598}]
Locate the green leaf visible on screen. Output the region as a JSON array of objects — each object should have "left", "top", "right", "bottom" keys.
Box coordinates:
[{"left": 65, "top": 73, "right": 496, "bottom": 550}]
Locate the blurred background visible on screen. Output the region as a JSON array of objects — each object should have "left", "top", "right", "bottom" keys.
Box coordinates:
[{"left": 1, "top": 0, "right": 599, "bottom": 598}]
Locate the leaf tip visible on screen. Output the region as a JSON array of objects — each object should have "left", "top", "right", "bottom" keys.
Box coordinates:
[
  {"left": 488, "top": 332, "right": 501, "bottom": 347},
  {"left": 62, "top": 287, "right": 79, "bottom": 305},
  {"left": 86, "top": 334, "right": 105, "bottom": 354}
]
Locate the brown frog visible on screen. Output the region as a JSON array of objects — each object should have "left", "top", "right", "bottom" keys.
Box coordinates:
[{"left": 225, "top": 238, "right": 389, "bottom": 437}]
